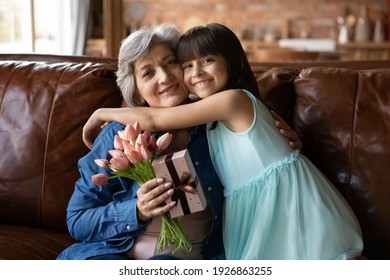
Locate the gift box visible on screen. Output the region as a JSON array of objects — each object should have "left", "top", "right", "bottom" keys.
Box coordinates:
[{"left": 152, "top": 149, "right": 207, "bottom": 218}]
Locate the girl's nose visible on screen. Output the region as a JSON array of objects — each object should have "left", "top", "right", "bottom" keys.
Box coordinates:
[{"left": 192, "top": 64, "right": 204, "bottom": 77}]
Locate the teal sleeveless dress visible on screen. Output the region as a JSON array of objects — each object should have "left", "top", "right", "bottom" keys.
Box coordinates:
[{"left": 206, "top": 90, "right": 363, "bottom": 260}]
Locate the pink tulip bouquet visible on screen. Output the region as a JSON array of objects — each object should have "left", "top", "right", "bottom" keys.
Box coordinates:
[{"left": 91, "top": 121, "right": 191, "bottom": 254}]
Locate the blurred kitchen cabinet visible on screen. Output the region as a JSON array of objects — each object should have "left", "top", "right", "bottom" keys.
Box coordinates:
[
  {"left": 242, "top": 40, "right": 390, "bottom": 61},
  {"left": 337, "top": 42, "right": 390, "bottom": 60}
]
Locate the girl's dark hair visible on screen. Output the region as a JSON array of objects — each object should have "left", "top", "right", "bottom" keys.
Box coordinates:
[{"left": 176, "top": 22, "right": 261, "bottom": 99}]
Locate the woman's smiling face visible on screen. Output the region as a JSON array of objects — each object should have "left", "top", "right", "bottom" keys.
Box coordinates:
[{"left": 134, "top": 43, "right": 189, "bottom": 108}]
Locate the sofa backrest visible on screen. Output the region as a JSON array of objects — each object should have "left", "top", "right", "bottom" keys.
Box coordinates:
[
  {"left": 0, "top": 54, "right": 123, "bottom": 232},
  {"left": 1, "top": 54, "right": 389, "bottom": 259},
  {"left": 252, "top": 61, "right": 390, "bottom": 259}
]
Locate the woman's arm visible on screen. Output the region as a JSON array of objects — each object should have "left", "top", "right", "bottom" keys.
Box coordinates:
[{"left": 270, "top": 110, "right": 302, "bottom": 151}]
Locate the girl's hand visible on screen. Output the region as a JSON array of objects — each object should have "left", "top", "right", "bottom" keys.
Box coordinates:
[
  {"left": 270, "top": 110, "right": 302, "bottom": 151},
  {"left": 136, "top": 178, "right": 176, "bottom": 222},
  {"left": 82, "top": 110, "right": 107, "bottom": 149}
]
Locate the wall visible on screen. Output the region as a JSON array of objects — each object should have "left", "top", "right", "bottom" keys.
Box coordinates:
[{"left": 122, "top": 0, "right": 389, "bottom": 41}]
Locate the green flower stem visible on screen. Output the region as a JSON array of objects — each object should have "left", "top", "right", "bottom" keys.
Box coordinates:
[
  {"left": 156, "top": 213, "right": 192, "bottom": 254},
  {"left": 111, "top": 159, "right": 192, "bottom": 254}
]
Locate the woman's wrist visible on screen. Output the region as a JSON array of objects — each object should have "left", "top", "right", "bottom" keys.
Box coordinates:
[{"left": 136, "top": 206, "right": 149, "bottom": 223}]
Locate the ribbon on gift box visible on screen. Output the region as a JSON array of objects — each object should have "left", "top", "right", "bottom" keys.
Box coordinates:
[{"left": 165, "top": 153, "right": 198, "bottom": 215}]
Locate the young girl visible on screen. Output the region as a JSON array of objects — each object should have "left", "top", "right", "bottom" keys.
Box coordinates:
[{"left": 83, "top": 23, "right": 363, "bottom": 259}]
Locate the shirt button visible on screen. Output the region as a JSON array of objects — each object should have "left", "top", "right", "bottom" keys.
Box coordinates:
[
  {"left": 126, "top": 225, "right": 131, "bottom": 230},
  {"left": 207, "top": 187, "right": 212, "bottom": 191},
  {"left": 195, "top": 161, "right": 199, "bottom": 165},
  {"left": 214, "top": 216, "right": 218, "bottom": 220}
]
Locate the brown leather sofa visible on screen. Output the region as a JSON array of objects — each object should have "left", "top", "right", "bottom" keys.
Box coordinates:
[{"left": 0, "top": 54, "right": 389, "bottom": 260}]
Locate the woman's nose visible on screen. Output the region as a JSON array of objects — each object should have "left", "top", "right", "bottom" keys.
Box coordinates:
[{"left": 157, "top": 68, "right": 171, "bottom": 83}]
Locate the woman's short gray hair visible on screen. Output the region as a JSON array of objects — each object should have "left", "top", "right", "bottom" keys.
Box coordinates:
[{"left": 116, "top": 23, "right": 181, "bottom": 106}]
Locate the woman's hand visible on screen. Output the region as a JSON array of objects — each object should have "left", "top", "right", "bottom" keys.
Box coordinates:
[
  {"left": 82, "top": 110, "right": 107, "bottom": 150},
  {"left": 136, "top": 178, "right": 176, "bottom": 222},
  {"left": 270, "top": 110, "right": 302, "bottom": 151}
]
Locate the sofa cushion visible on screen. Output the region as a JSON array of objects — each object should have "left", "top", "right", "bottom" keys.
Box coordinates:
[
  {"left": 0, "top": 57, "right": 122, "bottom": 232},
  {"left": 252, "top": 67, "right": 299, "bottom": 126},
  {"left": 294, "top": 66, "right": 390, "bottom": 259},
  {"left": 0, "top": 224, "right": 74, "bottom": 260}
]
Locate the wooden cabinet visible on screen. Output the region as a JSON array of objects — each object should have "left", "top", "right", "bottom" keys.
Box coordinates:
[
  {"left": 336, "top": 42, "right": 390, "bottom": 60},
  {"left": 241, "top": 40, "right": 390, "bottom": 61}
]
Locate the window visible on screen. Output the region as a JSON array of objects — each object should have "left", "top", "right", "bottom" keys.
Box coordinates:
[{"left": 0, "top": 0, "right": 72, "bottom": 54}]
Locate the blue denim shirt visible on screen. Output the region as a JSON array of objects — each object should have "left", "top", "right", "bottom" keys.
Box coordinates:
[{"left": 57, "top": 121, "right": 225, "bottom": 260}]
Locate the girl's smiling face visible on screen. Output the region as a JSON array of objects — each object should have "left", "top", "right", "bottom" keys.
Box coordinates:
[
  {"left": 182, "top": 54, "right": 228, "bottom": 99},
  {"left": 134, "top": 43, "right": 189, "bottom": 108}
]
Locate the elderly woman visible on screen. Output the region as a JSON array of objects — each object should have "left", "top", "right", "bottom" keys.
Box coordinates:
[{"left": 57, "top": 23, "right": 301, "bottom": 260}]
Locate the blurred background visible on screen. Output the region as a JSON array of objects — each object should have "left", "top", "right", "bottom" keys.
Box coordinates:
[{"left": 1, "top": 0, "right": 389, "bottom": 61}]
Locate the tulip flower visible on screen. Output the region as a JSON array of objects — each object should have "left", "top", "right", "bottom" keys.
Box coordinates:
[
  {"left": 126, "top": 150, "right": 143, "bottom": 164},
  {"left": 109, "top": 157, "right": 129, "bottom": 171},
  {"left": 122, "top": 139, "right": 135, "bottom": 153},
  {"left": 136, "top": 133, "right": 145, "bottom": 146},
  {"left": 94, "top": 159, "right": 108, "bottom": 168},
  {"left": 108, "top": 149, "right": 125, "bottom": 159},
  {"left": 156, "top": 132, "right": 172, "bottom": 151},
  {"left": 129, "top": 123, "right": 140, "bottom": 140},
  {"left": 91, "top": 173, "right": 109, "bottom": 186},
  {"left": 143, "top": 130, "right": 151, "bottom": 143},
  {"left": 141, "top": 144, "right": 152, "bottom": 160},
  {"left": 120, "top": 124, "right": 132, "bottom": 141},
  {"left": 133, "top": 121, "right": 141, "bottom": 136},
  {"left": 134, "top": 142, "right": 142, "bottom": 153},
  {"left": 114, "top": 135, "right": 124, "bottom": 150},
  {"left": 148, "top": 134, "right": 157, "bottom": 151},
  {"left": 117, "top": 129, "right": 126, "bottom": 141},
  {"left": 90, "top": 122, "right": 191, "bottom": 254}
]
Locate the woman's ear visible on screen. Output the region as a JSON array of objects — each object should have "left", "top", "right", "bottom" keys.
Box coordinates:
[
  {"left": 138, "top": 96, "right": 146, "bottom": 105},
  {"left": 134, "top": 89, "right": 146, "bottom": 105}
]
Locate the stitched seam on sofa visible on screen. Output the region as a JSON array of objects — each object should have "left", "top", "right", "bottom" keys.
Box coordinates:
[
  {"left": 0, "top": 63, "right": 16, "bottom": 110},
  {"left": 41, "top": 63, "right": 68, "bottom": 226},
  {"left": 348, "top": 70, "right": 360, "bottom": 200}
]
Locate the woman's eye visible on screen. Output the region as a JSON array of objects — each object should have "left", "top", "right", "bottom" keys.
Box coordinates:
[
  {"left": 141, "top": 71, "right": 151, "bottom": 78},
  {"left": 166, "top": 58, "right": 179, "bottom": 67},
  {"left": 168, "top": 59, "right": 178, "bottom": 65}
]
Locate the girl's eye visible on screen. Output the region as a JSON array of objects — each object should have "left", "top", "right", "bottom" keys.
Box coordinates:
[
  {"left": 182, "top": 64, "right": 192, "bottom": 70},
  {"left": 203, "top": 58, "right": 214, "bottom": 64}
]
